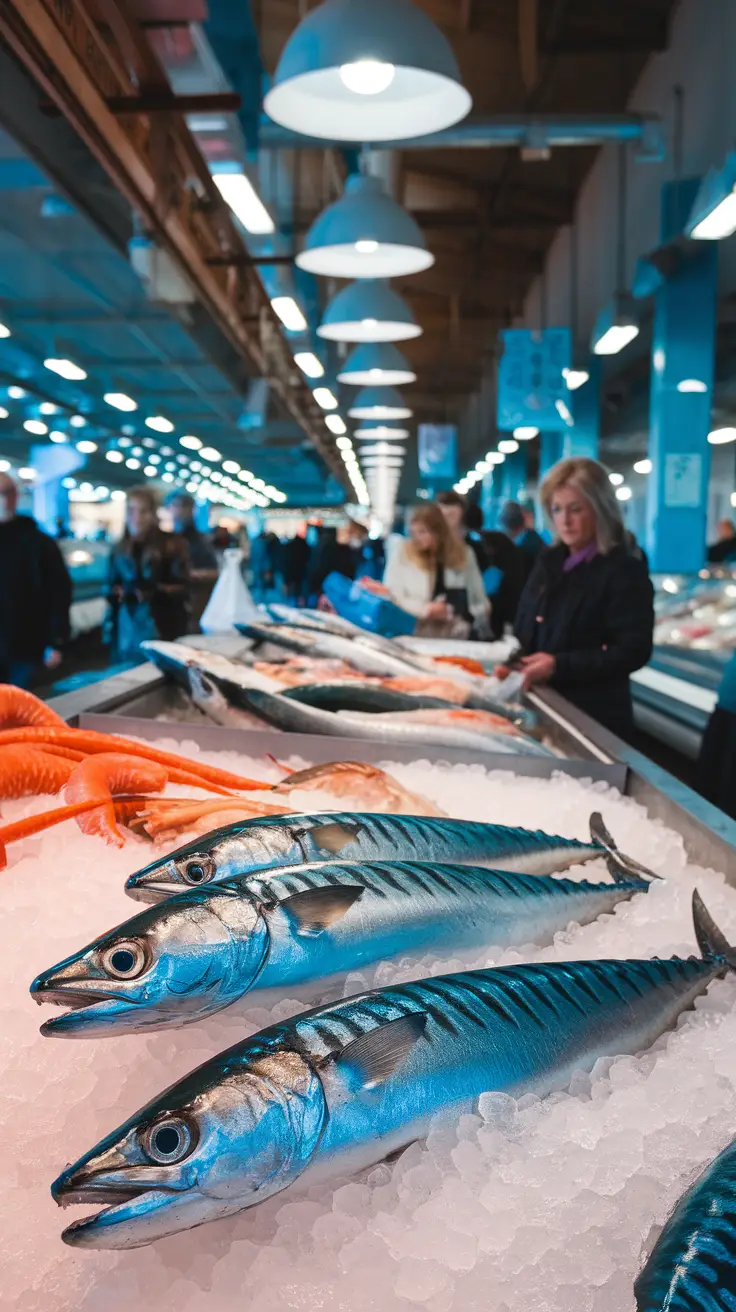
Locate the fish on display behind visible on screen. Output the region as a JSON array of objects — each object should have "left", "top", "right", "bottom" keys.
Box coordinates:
[
  {"left": 634, "top": 1135, "right": 736, "bottom": 1310},
  {"left": 272, "top": 761, "right": 446, "bottom": 816},
  {"left": 237, "top": 622, "right": 430, "bottom": 680},
  {"left": 32, "top": 860, "right": 652, "bottom": 1037},
  {"left": 51, "top": 892, "right": 734, "bottom": 1249},
  {"left": 284, "top": 682, "right": 478, "bottom": 715},
  {"left": 234, "top": 687, "right": 551, "bottom": 757},
  {"left": 186, "top": 667, "right": 272, "bottom": 732},
  {"left": 124, "top": 810, "right": 654, "bottom": 903},
  {"left": 142, "top": 641, "right": 281, "bottom": 700}
]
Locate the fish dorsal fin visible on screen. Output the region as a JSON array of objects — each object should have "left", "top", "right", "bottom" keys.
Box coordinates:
[
  {"left": 310, "top": 821, "right": 363, "bottom": 854},
  {"left": 280, "top": 886, "right": 364, "bottom": 936},
  {"left": 329, "top": 1013, "right": 427, "bottom": 1092},
  {"left": 692, "top": 889, "right": 736, "bottom": 968}
]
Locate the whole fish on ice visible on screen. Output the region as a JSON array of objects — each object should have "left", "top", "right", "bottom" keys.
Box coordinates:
[
  {"left": 634, "top": 1135, "right": 736, "bottom": 1310},
  {"left": 32, "top": 861, "right": 651, "bottom": 1036},
  {"left": 124, "top": 810, "right": 654, "bottom": 902},
  {"left": 51, "top": 892, "right": 733, "bottom": 1249},
  {"left": 186, "top": 666, "right": 273, "bottom": 731},
  {"left": 141, "top": 640, "right": 281, "bottom": 698},
  {"left": 237, "top": 622, "right": 429, "bottom": 679}
]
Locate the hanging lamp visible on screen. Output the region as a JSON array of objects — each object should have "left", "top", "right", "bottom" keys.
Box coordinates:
[
  {"left": 348, "top": 386, "right": 412, "bottom": 419},
  {"left": 297, "top": 174, "right": 433, "bottom": 279},
  {"left": 264, "top": 0, "right": 471, "bottom": 143},
  {"left": 318, "top": 279, "right": 420, "bottom": 342},
  {"left": 338, "top": 342, "right": 416, "bottom": 386},
  {"left": 354, "top": 425, "right": 409, "bottom": 440}
]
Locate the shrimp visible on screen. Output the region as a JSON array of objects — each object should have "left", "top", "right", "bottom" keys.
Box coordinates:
[
  {"left": 64, "top": 755, "right": 169, "bottom": 848},
  {"left": 0, "top": 747, "right": 76, "bottom": 798},
  {"left": 0, "top": 686, "right": 66, "bottom": 729},
  {"left": 139, "top": 796, "right": 289, "bottom": 840},
  {"left": 271, "top": 760, "right": 446, "bottom": 817},
  {"left": 0, "top": 727, "right": 272, "bottom": 791}
]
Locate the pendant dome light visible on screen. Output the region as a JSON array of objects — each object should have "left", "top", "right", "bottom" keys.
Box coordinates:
[
  {"left": 296, "top": 174, "right": 433, "bottom": 279},
  {"left": 318, "top": 279, "right": 420, "bottom": 343},
  {"left": 354, "top": 426, "right": 409, "bottom": 440},
  {"left": 338, "top": 342, "right": 416, "bottom": 386},
  {"left": 264, "top": 0, "right": 471, "bottom": 143},
  {"left": 348, "top": 386, "right": 412, "bottom": 419}
]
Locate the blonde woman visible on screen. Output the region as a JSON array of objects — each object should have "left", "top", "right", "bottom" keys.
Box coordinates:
[
  {"left": 383, "top": 502, "right": 489, "bottom": 636},
  {"left": 504, "top": 457, "right": 653, "bottom": 736}
]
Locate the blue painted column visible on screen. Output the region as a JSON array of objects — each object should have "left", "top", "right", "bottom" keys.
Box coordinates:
[
  {"left": 646, "top": 179, "right": 718, "bottom": 573},
  {"left": 499, "top": 446, "right": 528, "bottom": 504},
  {"left": 31, "top": 443, "right": 84, "bottom": 534},
  {"left": 194, "top": 500, "right": 211, "bottom": 533},
  {"left": 538, "top": 432, "right": 562, "bottom": 481},
  {"left": 562, "top": 357, "right": 600, "bottom": 459}
]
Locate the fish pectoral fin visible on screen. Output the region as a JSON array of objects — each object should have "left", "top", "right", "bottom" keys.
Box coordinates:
[
  {"left": 280, "top": 885, "right": 364, "bottom": 936},
  {"left": 309, "top": 822, "right": 363, "bottom": 854},
  {"left": 328, "top": 1013, "right": 428, "bottom": 1092}
]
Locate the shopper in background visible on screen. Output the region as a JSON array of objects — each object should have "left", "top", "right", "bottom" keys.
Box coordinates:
[
  {"left": 384, "top": 502, "right": 488, "bottom": 636},
  {"left": 168, "top": 492, "right": 218, "bottom": 630},
  {"left": 707, "top": 518, "right": 736, "bottom": 565},
  {"left": 308, "top": 520, "right": 365, "bottom": 600},
  {"left": 697, "top": 651, "right": 736, "bottom": 820},
  {"left": 499, "top": 500, "right": 545, "bottom": 581},
  {"left": 281, "top": 530, "right": 311, "bottom": 606},
  {"left": 499, "top": 457, "right": 654, "bottom": 737},
  {"left": 464, "top": 503, "right": 526, "bottom": 640},
  {"left": 249, "top": 528, "right": 279, "bottom": 599},
  {"left": 107, "top": 487, "right": 190, "bottom": 663},
  {"left": 0, "top": 472, "right": 71, "bottom": 687}
]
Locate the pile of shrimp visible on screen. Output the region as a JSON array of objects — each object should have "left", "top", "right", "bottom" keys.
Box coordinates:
[{"left": 0, "top": 685, "right": 441, "bottom": 866}]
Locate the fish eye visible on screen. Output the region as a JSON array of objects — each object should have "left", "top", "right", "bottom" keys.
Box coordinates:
[
  {"left": 178, "top": 854, "right": 215, "bottom": 885},
  {"left": 142, "top": 1117, "right": 195, "bottom": 1165},
  {"left": 100, "top": 940, "right": 148, "bottom": 979}
]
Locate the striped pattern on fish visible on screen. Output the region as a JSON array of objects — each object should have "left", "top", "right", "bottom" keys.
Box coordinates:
[
  {"left": 32, "top": 862, "right": 649, "bottom": 1036},
  {"left": 124, "top": 810, "right": 654, "bottom": 903},
  {"left": 51, "top": 893, "right": 734, "bottom": 1250},
  {"left": 635, "top": 1137, "right": 736, "bottom": 1310}
]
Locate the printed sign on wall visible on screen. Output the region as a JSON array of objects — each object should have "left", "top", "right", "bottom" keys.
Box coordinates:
[
  {"left": 497, "top": 327, "right": 571, "bottom": 432},
  {"left": 418, "top": 424, "right": 457, "bottom": 480}
]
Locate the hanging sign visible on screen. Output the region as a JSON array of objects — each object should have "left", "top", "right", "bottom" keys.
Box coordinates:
[
  {"left": 664, "top": 453, "right": 702, "bottom": 508},
  {"left": 418, "top": 424, "right": 457, "bottom": 479},
  {"left": 497, "top": 327, "right": 571, "bottom": 431}
]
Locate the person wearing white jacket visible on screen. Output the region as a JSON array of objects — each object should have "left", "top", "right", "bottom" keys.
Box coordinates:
[{"left": 383, "top": 502, "right": 489, "bottom": 636}]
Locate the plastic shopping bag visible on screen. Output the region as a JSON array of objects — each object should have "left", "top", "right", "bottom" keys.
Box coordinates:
[{"left": 200, "top": 549, "right": 260, "bottom": 633}]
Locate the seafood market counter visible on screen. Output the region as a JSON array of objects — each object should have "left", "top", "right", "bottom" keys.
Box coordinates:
[
  {"left": 631, "top": 646, "right": 724, "bottom": 759},
  {"left": 47, "top": 653, "right": 736, "bottom": 874}
]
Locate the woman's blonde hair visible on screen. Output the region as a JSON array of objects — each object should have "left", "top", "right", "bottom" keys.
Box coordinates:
[
  {"left": 540, "top": 458, "right": 626, "bottom": 555},
  {"left": 406, "top": 503, "right": 466, "bottom": 570}
]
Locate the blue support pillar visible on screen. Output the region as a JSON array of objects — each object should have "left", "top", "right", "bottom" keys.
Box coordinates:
[
  {"left": 194, "top": 500, "right": 211, "bottom": 533},
  {"left": 30, "top": 443, "right": 84, "bottom": 535},
  {"left": 499, "top": 446, "right": 528, "bottom": 505},
  {"left": 646, "top": 179, "right": 718, "bottom": 573},
  {"left": 562, "top": 357, "right": 601, "bottom": 459},
  {"left": 538, "top": 432, "right": 562, "bottom": 481}
]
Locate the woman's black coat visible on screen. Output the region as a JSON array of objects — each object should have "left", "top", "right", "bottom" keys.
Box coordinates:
[{"left": 513, "top": 542, "right": 654, "bottom": 735}]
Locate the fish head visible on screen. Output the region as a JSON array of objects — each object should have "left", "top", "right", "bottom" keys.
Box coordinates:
[
  {"left": 186, "top": 663, "right": 220, "bottom": 707},
  {"left": 124, "top": 817, "right": 327, "bottom": 902},
  {"left": 53, "top": 1046, "right": 326, "bottom": 1248},
  {"left": 31, "top": 886, "right": 270, "bottom": 1036}
]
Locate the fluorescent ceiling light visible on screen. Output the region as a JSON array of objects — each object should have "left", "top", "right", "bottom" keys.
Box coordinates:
[
  {"left": 0, "top": 460, "right": 10, "bottom": 472},
  {"left": 691, "top": 193, "right": 736, "bottom": 240},
  {"left": 104, "top": 392, "right": 137, "bottom": 412},
  {"left": 39, "top": 402, "right": 58, "bottom": 415},
  {"left": 633, "top": 458, "right": 652, "bottom": 474},
  {"left": 69, "top": 414, "right": 86, "bottom": 427},
  {"left": 110, "top": 489, "right": 125, "bottom": 501},
  {"left": 555, "top": 398, "right": 574, "bottom": 426},
  {"left": 591, "top": 293, "right": 639, "bottom": 356},
  {"left": 615, "top": 486, "right": 632, "bottom": 501},
  {"left": 18, "top": 467, "right": 36, "bottom": 479},
  {"left": 336, "top": 436, "right": 353, "bottom": 451},
  {"left": 0, "top": 408, "right": 7, "bottom": 419},
  {"left": 106, "top": 450, "right": 124, "bottom": 463},
  {"left": 354, "top": 426, "right": 408, "bottom": 439},
  {"left": 264, "top": 0, "right": 471, "bottom": 141},
  {"left": 313, "top": 386, "right": 338, "bottom": 410},
  {"left": 687, "top": 154, "right": 736, "bottom": 240},
  {"left": 325, "top": 413, "right": 347, "bottom": 435},
  {"left": 44, "top": 357, "right": 87, "bottom": 381},
  {"left": 223, "top": 460, "right": 241, "bottom": 474},
  {"left": 76, "top": 439, "right": 97, "bottom": 453},
  {"left": 318, "top": 279, "right": 420, "bottom": 343},
  {"left": 143, "top": 465, "right": 157, "bottom": 477},
  {"left": 199, "top": 446, "right": 221, "bottom": 462},
  {"left": 180, "top": 436, "right": 202, "bottom": 450},
  {"left": 609, "top": 472, "right": 624, "bottom": 485},
  {"left": 271, "top": 296, "right": 307, "bottom": 332},
  {"left": 677, "top": 379, "right": 708, "bottom": 393},
  {"left": 708, "top": 427, "right": 736, "bottom": 444},
  {"left": 294, "top": 351, "right": 325, "bottom": 379},
  {"left": 0, "top": 321, "right": 10, "bottom": 338},
  {"left": 145, "top": 415, "right": 174, "bottom": 433},
  {"left": 213, "top": 170, "right": 275, "bottom": 235},
  {"left": 498, "top": 439, "right": 519, "bottom": 454},
  {"left": 513, "top": 426, "right": 539, "bottom": 440},
  {"left": 126, "top": 457, "right": 141, "bottom": 469},
  {"left": 49, "top": 431, "right": 67, "bottom": 443},
  {"left": 7, "top": 386, "right": 26, "bottom": 399},
  {"left": 348, "top": 386, "right": 412, "bottom": 419},
  {"left": 563, "top": 367, "right": 590, "bottom": 390},
  {"left": 23, "top": 419, "right": 48, "bottom": 435},
  {"left": 338, "top": 342, "right": 416, "bottom": 386},
  {"left": 297, "top": 174, "right": 433, "bottom": 279}
]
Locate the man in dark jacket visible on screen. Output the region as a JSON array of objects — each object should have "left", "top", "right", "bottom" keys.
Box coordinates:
[
  {"left": 512, "top": 542, "right": 654, "bottom": 737},
  {"left": 0, "top": 473, "right": 72, "bottom": 687},
  {"left": 168, "top": 493, "right": 218, "bottom": 630},
  {"left": 499, "top": 501, "right": 545, "bottom": 582}
]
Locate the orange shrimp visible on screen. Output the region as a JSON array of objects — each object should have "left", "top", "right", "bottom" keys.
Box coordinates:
[
  {"left": 65, "top": 754, "right": 169, "bottom": 848},
  {"left": 0, "top": 798, "right": 116, "bottom": 871},
  {"left": 0, "top": 747, "right": 77, "bottom": 798},
  {"left": 0, "top": 727, "right": 272, "bottom": 791},
  {"left": 0, "top": 685, "right": 66, "bottom": 729},
  {"left": 140, "top": 795, "right": 289, "bottom": 840}
]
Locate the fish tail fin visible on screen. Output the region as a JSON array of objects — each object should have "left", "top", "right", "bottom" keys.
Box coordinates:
[
  {"left": 589, "top": 811, "right": 661, "bottom": 883},
  {"left": 692, "top": 889, "right": 736, "bottom": 969}
]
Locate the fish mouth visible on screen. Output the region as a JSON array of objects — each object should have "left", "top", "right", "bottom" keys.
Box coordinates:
[
  {"left": 31, "top": 978, "right": 140, "bottom": 1036},
  {"left": 55, "top": 1177, "right": 171, "bottom": 1249},
  {"left": 125, "top": 874, "right": 180, "bottom": 903}
]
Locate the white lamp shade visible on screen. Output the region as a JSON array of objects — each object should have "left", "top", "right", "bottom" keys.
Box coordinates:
[
  {"left": 318, "top": 279, "right": 420, "bottom": 342},
  {"left": 263, "top": 0, "right": 471, "bottom": 143},
  {"left": 296, "top": 174, "right": 433, "bottom": 279},
  {"left": 348, "top": 386, "right": 412, "bottom": 419},
  {"left": 354, "top": 426, "right": 409, "bottom": 439},
  {"left": 338, "top": 342, "right": 416, "bottom": 386}
]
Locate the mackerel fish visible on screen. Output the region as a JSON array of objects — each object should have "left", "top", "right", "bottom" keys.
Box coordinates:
[
  {"left": 51, "top": 892, "right": 734, "bottom": 1249},
  {"left": 32, "top": 861, "right": 650, "bottom": 1037},
  {"left": 634, "top": 1136, "right": 736, "bottom": 1310},
  {"left": 237, "top": 621, "right": 428, "bottom": 678},
  {"left": 124, "top": 810, "right": 654, "bottom": 903}
]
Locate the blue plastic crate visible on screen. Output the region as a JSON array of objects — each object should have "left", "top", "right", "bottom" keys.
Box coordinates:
[{"left": 323, "top": 572, "right": 417, "bottom": 638}]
